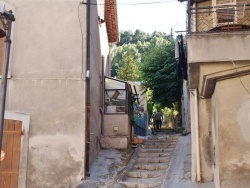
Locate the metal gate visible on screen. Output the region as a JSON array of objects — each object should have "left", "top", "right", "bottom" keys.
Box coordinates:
[{"left": 0, "top": 119, "right": 22, "bottom": 188}]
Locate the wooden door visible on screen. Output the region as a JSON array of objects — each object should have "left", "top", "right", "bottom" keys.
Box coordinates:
[{"left": 0, "top": 119, "right": 22, "bottom": 188}]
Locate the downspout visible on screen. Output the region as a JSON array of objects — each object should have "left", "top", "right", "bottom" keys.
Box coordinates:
[
  {"left": 101, "top": 56, "right": 105, "bottom": 135},
  {"left": 188, "top": 0, "right": 191, "bottom": 33},
  {"left": 85, "top": 0, "right": 91, "bottom": 177},
  {"left": 194, "top": 89, "right": 201, "bottom": 182}
]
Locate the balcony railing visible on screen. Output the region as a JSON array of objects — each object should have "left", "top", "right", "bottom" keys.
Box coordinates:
[{"left": 190, "top": 3, "right": 250, "bottom": 33}]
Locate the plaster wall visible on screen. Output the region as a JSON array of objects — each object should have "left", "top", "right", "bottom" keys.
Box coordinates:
[
  {"left": 211, "top": 87, "right": 220, "bottom": 188},
  {"left": 198, "top": 99, "right": 213, "bottom": 182},
  {"left": 89, "top": 0, "right": 103, "bottom": 168},
  {"left": 1, "top": 1, "right": 93, "bottom": 187},
  {"left": 103, "top": 114, "right": 130, "bottom": 136},
  {"left": 212, "top": 75, "right": 250, "bottom": 188},
  {"left": 190, "top": 89, "right": 213, "bottom": 183},
  {"left": 198, "top": 61, "right": 247, "bottom": 92},
  {"left": 102, "top": 114, "right": 130, "bottom": 149},
  {"left": 182, "top": 80, "right": 190, "bottom": 132},
  {"left": 187, "top": 32, "right": 250, "bottom": 64},
  {"left": 189, "top": 89, "right": 198, "bottom": 182}
]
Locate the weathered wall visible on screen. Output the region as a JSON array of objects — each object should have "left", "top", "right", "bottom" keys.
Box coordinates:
[
  {"left": 187, "top": 32, "right": 250, "bottom": 64},
  {"left": 189, "top": 89, "right": 213, "bottom": 183},
  {"left": 198, "top": 99, "right": 213, "bottom": 182},
  {"left": 182, "top": 80, "right": 190, "bottom": 132},
  {"left": 212, "top": 75, "right": 250, "bottom": 188},
  {"left": 188, "top": 32, "right": 250, "bottom": 89},
  {"left": 104, "top": 114, "right": 129, "bottom": 136},
  {"left": 89, "top": 0, "right": 102, "bottom": 168},
  {"left": 102, "top": 114, "right": 130, "bottom": 149},
  {"left": 2, "top": 1, "right": 92, "bottom": 187}
]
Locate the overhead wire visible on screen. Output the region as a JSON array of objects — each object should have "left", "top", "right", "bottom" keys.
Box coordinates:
[
  {"left": 78, "top": 3, "right": 85, "bottom": 80},
  {"left": 80, "top": 0, "right": 178, "bottom": 6}
]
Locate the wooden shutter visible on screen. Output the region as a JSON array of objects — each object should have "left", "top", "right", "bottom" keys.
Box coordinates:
[{"left": 0, "top": 119, "right": 22, "bottom": 188}]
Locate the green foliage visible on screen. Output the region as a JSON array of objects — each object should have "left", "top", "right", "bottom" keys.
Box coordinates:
[
  {"left": 162, "top": 105, "right": 178, "bottom": 125},
  {"left": 140, "top": 37, "right": 183, "bottom": 108},
  {"left": 116, "top": 55, "right": 140, "bottom": 81},
  {"left": 111, "top": 43, "right": 141, "bottom": 77},
  {"left": 110, "top": 30, "right": 183, "bottom": 110}
]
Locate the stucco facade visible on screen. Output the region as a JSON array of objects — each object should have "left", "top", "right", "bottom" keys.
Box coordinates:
[
  {"left": 0, "top": 0, "right": 117, "bottom": 187},
  {"left": 188, "top": 21, "right": 250, "bottom": 188}
]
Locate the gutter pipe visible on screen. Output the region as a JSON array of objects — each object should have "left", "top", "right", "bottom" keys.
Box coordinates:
[
  {"left": 85, "top": 0, "right": 91, "bottom": 177},
  {"left": 0, "top": 10, "right": 15, "bottom": 159},
  {"left": 101, "top": 56, "right": 105, "bottom": 136},
  {"left": 194, "top": 89, "right": 201, "bottom": 182}
]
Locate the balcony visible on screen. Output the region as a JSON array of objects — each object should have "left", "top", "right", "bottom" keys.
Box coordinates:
[{"left": 190, "top": 3, "right": 250, "bottom": 33}]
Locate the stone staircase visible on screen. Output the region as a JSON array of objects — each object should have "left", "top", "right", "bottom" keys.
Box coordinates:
[{"left": 114, "top": 134, "right": 179, "bottom": 188}]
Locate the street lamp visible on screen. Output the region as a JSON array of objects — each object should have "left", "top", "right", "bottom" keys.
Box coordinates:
[{"left": 0, "top": 4, "right": 15, "bottom": 162}]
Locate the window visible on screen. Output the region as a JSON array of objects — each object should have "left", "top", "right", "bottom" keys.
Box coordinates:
[
  {"left": 105, "top": 77, "right": 128, "bottom": 114},
  {"left": 213, "top": 0, "right": 237, "bottom": 26}
]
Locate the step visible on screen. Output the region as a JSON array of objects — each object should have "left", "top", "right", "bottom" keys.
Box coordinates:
[
  {"left": 119, "top": 181, "right": 162, "bottom": 188},
  {"left": 134, "top": 163, "right": 169, "bottom": 170},
  {"left": 143, "top": 141, "right": 176, "bottom": 145},
  {"left": 119, "top": 176, "right": 162, "bottom": 184},
  {"left": 137, "top": 152, "right": 171, "bottom": 158},
  {"left": 136, "top": 157, "right": 170, "bottom": 163},
  {"left": 139, "top": 148, "right": 175, "bottom": 153},
  {"left": 142, "top": 143, "right": 176, "bottom": 147},
  {"left": 142, "top": 145, "right": 176, "bottom": 149},
  {"left": 125, "top": 170, "right": 164, "bottom": 178}
]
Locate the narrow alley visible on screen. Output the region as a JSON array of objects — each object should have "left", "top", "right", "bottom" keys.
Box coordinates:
[{"left": 77, "top": 127, "right": 215, "bottom": 188}]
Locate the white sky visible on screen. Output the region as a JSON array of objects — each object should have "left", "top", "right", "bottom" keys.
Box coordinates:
[{"left": 117, "top": 0, "right": 187, "bottom": 35}]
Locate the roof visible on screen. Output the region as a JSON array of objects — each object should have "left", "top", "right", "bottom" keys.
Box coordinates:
[{"left": 105, "top": 0, "right": 119, "bottom": 43}]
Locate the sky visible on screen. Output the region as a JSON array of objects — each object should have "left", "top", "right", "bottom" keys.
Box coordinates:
[{"left": 116, "top": 0, "right": 187, "bottom": 35}]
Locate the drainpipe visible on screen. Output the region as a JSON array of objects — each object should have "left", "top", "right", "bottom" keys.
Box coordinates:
[
  {"left": 0, "top": 10, "right": 15, "bottom": 160},
  {"left": 85, "top": 0, "right": 91, "bottom": 177},
  {"left": 101, "top": 56, "right": 105, "bottom": 136},
  {"left": 194, "top": 88, "right": 201, "bottom": 182},
  {"left": 188, "top": 0, "right": 191, "bottom": 33}
]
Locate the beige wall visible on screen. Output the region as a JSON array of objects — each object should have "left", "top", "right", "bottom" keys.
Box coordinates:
[
  {"left": 188, "top": 32, "right": 250, "bottom": 89},
  {"left": 104, "top": 114, "right": 130, "bottom": 136},
  {"left": 89, "top": 0, "right": 103, "bottom": 168},
  {"left": 0, "top": 0, "right": 105, "bottom": 187},
  {"left": 198, "top": 99, "right": 214, "bottom": 182},
  {"left": 188, "top": 31, "right": 250, "bottom": 187},
  {"left": 102, "top": 114, "right": 130, "bottom": 149},
  {"left": 190, "top": 90, "right": 213, "bottom": 183},
  {"left": 212, "top": 75, "right": 250, "bottom": 188},
  {"left": 188, "top": 32, "right": 250, "bottom": 64}
]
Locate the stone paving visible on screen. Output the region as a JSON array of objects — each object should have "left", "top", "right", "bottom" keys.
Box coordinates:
[
  {"left": 114, "top": 134, "right": 179, "bottom": 188},
  {"left": 77, "top": 130, "right": 215, "bottom": 188}
]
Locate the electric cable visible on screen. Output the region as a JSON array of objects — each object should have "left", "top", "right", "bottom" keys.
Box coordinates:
[
  {"left": 231, "top": 60, "right": 250, "bottom": 97},
  {"left": 80, "top": 0, "right": 177, "bottom": 6},
  {"left": 78, "top": 3, "right": 85, "bottom": 80}
]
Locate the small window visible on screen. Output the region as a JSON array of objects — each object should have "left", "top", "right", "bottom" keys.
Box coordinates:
[
  {"left": 105, "top": 77, "right": 128, "bottom": 114},
  {"left": 217, "top": 6, "right": 235, "bottom": 24}
]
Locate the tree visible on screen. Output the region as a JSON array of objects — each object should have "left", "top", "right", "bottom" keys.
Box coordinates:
[
  {"left": 111, "top": 44, "right": 141, "bottom": 77},
  {"left": 118, "top": 30, "right": 133, "bottom": 46},
  {"left": 116, "top": 55, "right": 140, "bottom": 81},
  {"left": 140, "top": 37, "right": 183, "bottom": 108}
]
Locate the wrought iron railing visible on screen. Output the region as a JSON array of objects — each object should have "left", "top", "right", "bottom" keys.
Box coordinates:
[{"left": 190, "top": 3, "right": 250, "bottom": 33}]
